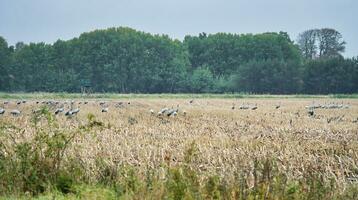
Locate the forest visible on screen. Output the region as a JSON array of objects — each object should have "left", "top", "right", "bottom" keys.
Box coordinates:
[{"left": 0, "top": 27, "right": 357, "bottom": 94}]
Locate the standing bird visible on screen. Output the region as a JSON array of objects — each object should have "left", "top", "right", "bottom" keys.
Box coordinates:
[
  {"left": 239, "top": 103, "right": 249, "bottom": 110},
  {"left": 158, "top": 107, "right": 169, "bottom": 116},
  {"left": 101, "top": 107, "right": 109, "bottom": 113},
  {"left": 55, "top": 107, "right": 64, "bottom": 115},
  {"left": 65, "top": 110, "right": 73, "bottom": 116},
  {"left": 149, "top": 109, "right": 155, "bottom": 115},
  {"left": 251, "top": 104, "right": 258, "bottom": 110},
  {"left": 167, "top": 109, "right": 177, "bottom": 117},
  {"left": 65, "top": 101, "right": 79, "bottom": 117},
  {"left": 10, "top": 109, "right": 21, "bottom": 116},
  {"left": 0, "top": 108, "right": 5, "bottom": 115},
  {"left": 308, "top": 109, "right": 314, "bottom": 117},
  {"left": 71, "top": 108, "right": 80, "bottom": 115},
  {"left": 275, "top": 102, "right": 281, "bottom": 109},
  {"left": 167, "top": 105, "right": 179, "bottom": 117}
]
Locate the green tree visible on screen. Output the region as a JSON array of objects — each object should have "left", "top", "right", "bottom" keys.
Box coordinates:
[
  {"left": 188, "top": 66, "right": 214, "bottom": 93},
  {"left": 235, "top": 59, "right": 301, "bottom": 94},
  {"left": 302, "top": 57, "right": 357, "bottom": 94},
  {"left": 0, "top": 37, "right": 11, "bottom": 91},
  {"left": 297, "top": 28, "right": 346, "bottom": 59}
]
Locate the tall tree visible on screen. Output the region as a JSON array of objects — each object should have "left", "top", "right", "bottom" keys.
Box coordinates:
[
  {"left": 0, "top": 37, "right": 11, "bottom": 91},
  {"left": 297, "top": 28, "right": 346, "bottom": 59},
  {"left": 317, "top": 28, "right": 346, "bottom": 58},
  {"left": 297, "top": 29, "right": 319, "bottom": 59}
]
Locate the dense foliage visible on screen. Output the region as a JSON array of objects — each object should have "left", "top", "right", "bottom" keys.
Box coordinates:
[{"left": 0, "top": 27, "right": 357, "bottom": 94}]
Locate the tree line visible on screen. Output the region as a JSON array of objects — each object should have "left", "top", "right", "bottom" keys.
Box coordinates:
[{"left": 0, "top": 27, "right": 357, "bottom": 94}]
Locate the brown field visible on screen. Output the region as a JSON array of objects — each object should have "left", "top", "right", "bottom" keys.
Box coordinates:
[{"left": 1, "top": 98, "right": 358, "bottom": 198}]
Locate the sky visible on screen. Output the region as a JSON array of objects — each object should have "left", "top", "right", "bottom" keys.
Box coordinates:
[{"left": 0, "top": 0, "right": 357, "bottom": 57}]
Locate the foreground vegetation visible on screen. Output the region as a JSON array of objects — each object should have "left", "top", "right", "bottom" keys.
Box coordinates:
[{"left": 0, "top": 98, "right": 357, "bottom": 199}]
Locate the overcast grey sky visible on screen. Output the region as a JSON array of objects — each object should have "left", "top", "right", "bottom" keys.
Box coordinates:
[{"left": 0, "top": 0, "right": 357, "bottom": 57}]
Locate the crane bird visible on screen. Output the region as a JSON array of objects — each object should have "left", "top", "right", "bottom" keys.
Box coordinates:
[
  {"left": 167, "top": 109, "right": 178, "bottom": 117},
  {"left": 239, "top": 103, "right": 249, "bottom": 110},
  {"left": 0, "top": 108, "right": 5, "bottom": 115},
  {"left": 65, "top": 106, "right": 80, "bottom": 116},
  {"left": 149, "top": 109, "right": 155, "bottom": 115},
  {"left": 10, "top": 109, "right": 21, "bottom": 116},
  {"left": 55, "top": 108, "right": 64, "bottom": 115},
  {"left": 308, "top": 109, "right": 314, "bottom": 117},
  {"left": 101, "top": 107, "right": 109, "bottom": 113},
  {"left": 167, "top": 105, "right": 179, "bottom": 117},
  {"left": 275, "top": 102, "right": 281, "bottom": 109},
  {"left": 65, "top": 110, "right": 72, "bottom": 116},
  {"left": 158, "top": 107, "right": 169, "bottom": 116},
  {"left": 251, "top": 104, "right": 258, "bottom": 110},
  {"left": 71, "top": 108, "right": 80, "bottom": 115}
]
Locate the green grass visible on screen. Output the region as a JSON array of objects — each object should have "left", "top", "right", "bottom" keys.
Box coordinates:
[{"left": 0, "top": 92, "right": 357, "bottom": 99}]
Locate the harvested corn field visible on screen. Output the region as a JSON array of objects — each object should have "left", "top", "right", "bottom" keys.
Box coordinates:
[{"left": 0, "top": 97, "right": 358, "bottom": 199}]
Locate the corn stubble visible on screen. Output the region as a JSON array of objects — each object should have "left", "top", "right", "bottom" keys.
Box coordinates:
[{"left": 0, "top": 98, "right": 357, "bottom": 199}]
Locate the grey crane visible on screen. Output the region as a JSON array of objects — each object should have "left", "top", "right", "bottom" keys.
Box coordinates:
[
  {"left": 65, "top": 110, "right": 73, "bottom": 116},
  {"left": 0, "top": 108, "right": 5, "bottom": 115},
  {"left": 101, "top": 107, "right": 109, "bottom": 113},
  {"left": 55, "top": 107, "right": 64, "bottom": 115},
  {"left": 10, "top": 109, "right": 21, "bottom": 116},
  {"left": 275, "top": 102, "right": 281, "bottom": 109},
  {"left": 149, "top": 109, "right": 155, "bottom": 115},
  {"left": 167, "top": 109, "right": 178, "bottom": 117},
  {"left": 167, "top": 105, "right": 179, "bottom": 117},
  {"left": 251, "top": 104, "right": 258, "bottom": 110},
  {"left": 158, "top": 107, "right": 169, "bottom": 116},
  {"left": 65, "top": 108, "right": 80, "bottom": 116},
  {"left": 71, "top": 108, "right": 80, "bottom": 115},
  {"left": 308, "top": 109, "right": 314, "bottom": 117},
  {"left": 239, "top": 103, "right": 250, "bottom": 110}
]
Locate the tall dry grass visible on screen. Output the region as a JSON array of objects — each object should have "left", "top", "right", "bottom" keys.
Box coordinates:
[{"left": 0, "top": 98, "right": 357, "bottom": 199}]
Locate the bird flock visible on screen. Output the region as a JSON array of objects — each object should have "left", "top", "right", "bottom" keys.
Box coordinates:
[
  {"left": 305, "top": 101, "right": 350, "bottom": 110},
  {"left": 0, "top": 99, "right": 352, "bottom": 118}
]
